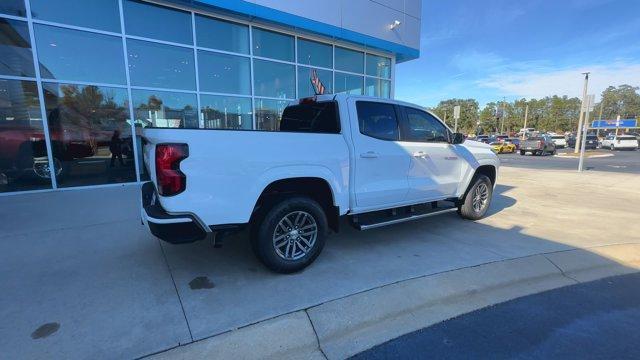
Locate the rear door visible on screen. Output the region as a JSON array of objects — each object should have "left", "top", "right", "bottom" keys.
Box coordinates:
[
  {"left": 397, "top": 106, "right": 462, "bottom": 201},
  {"left": 349, "top": 99, "right": 410, "bottom": 208}
]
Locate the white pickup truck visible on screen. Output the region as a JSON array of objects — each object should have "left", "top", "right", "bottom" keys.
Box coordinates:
[{"left": 141, "top": 94, "right": 499, "bottom": 273}]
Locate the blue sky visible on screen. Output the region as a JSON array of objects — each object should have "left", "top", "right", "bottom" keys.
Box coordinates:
[{"left": 395, "top": 0, "right": 640, "bottom": 107}]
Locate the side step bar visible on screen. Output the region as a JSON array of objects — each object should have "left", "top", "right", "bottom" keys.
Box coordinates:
[{"left": 355, "top": 207, "right": 458, "bottom": 231}]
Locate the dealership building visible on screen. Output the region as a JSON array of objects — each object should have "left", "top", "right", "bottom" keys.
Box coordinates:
[{"left": 0, "top": 0, "right": 421, "bottom": 194}]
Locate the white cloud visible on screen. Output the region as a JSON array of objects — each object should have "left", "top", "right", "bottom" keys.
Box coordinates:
[{"left": 477, "top": 62, "right": 640, "bottom": 100}]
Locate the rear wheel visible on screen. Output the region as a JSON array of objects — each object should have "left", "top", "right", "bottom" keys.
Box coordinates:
[
  {"left": 520, "top": 150, "right": 525, "bottom": 156},
  {"left": 458, "top": 175, "right": 493, "bottom": 220},
  {"left": 251, "top": 197, "right": 327, "bottom": 273}
]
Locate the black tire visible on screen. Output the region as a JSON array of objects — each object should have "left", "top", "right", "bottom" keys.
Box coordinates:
[
  {"left": 520, "top": 150, "right": 525, "bottom": 156},
  {"left": 458, "top": 174, "right": 493, "bottom": 220},
  {"left": 251, "top": 197, "right": 327, "bottom": 273}
]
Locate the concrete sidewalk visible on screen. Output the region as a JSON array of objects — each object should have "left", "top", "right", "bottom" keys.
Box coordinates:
[{"left": 0, "top": 167, "right": 638, "bottom": 359}]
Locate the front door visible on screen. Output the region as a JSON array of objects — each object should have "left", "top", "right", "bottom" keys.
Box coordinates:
[
  {"left": 397, "top": 106, "right": 462, "bottom": 201},
  {"left": 349, "top": 99, "right": 410, "bottom": 209}
]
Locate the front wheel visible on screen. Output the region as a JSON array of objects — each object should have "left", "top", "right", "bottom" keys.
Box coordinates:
[
  {"left": 251, "top": 197, "right": 327, "bottom": 273},
  {"left": 520, "top": 150, "right": 526, "bottom": 156},
  {"left": 458, "top": 175, "right": 493, "bottom": 220}
]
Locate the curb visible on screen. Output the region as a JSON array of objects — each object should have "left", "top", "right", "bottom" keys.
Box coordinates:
[
  {"left": 149, "top": 243, "right": 640, "bottom": 360},
  {"left": 554, "top": 153, "right": 614, "bottom": 159}
]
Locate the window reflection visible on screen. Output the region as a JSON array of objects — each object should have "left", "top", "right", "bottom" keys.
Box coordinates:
[
  {"left": 335, "top": 47, "right": 364, "bottom": 74},
  {"left": 0, "top": 80, "right": 52, "bottom": 192},
  {"left": 127, "top": 39, "right": 196, "bottom": 90},
  {"left": 255, "top": 98, "right": 288, "bottom": 131},
  {"left": 366, "top": 54, "right": 391, "bottom": 78},
  {"left": 42, "top": 83, "right": 136, "bottom": 187},
  {"left": 131, "top": 89, "right": 198, "bottom": 129},
  {"left": 0, "top": 0, "right": 26, "bottom": 17},
  {"left": 253, "top": 59, "right": 295, "bottom": 99},
  {"left": 34, "top": 24, "right": 126, "bottom": 84},
  {"left": 297, "top": 38, "right": 332, "bottom": 69},
  {"left": 252, "top": 28, "right": 294, "bottom": 62},
  {"left": 0, "top": 19, "right": 35, "bottom": 77},
  {"left": 123, "top": 0, "right": 192, "bottom": 44},
  {"left": 365, "top": 78, "right": 391, "bottom": 98},
  {"left": 195, "top": 15, "right": 249, "bottom": 54},
  {"left": 335, "top": 72, "right": 363, "bottom": 95},
  {"left": 200, "top": 95, "right": 252, "bottom": 129},
  {"left": 198, "top": 51, "right": 251, "bottom": 95},
  {"left": 298, "top": 66, "right": 332, "bottom": 98},
  {"left": 30, "top": 0, "right": 121, "bottom": 32}
]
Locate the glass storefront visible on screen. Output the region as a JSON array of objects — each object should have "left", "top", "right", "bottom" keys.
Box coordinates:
[{"left": 0, "top": 0, "right": 394, "bottom": 194}]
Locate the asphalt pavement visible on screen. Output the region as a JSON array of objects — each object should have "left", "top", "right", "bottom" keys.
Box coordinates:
[
  {"left": 499, "top": 148, "right": 640, "bottom": 174},
  {"left": 354, "top": 273, "right": 640, "bottom": 360}
]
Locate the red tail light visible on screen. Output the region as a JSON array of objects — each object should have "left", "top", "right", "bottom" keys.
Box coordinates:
[{"left": 156, "top": 144, "right": 188, "bottom": 196}]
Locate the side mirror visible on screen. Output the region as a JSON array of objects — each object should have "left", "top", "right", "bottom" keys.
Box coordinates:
[{"left": 451, "top": 132, "right": 465, "bottom": 144}]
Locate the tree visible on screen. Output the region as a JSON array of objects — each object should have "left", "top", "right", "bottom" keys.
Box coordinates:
[
  {"left": 430, "top": 98, "right": 479, "bottom": 133},
  {"left": 597, "top": 85, "right": 640, "bottom": 120}
]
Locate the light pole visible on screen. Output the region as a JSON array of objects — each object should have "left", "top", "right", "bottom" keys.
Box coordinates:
[
  {"left": 500, "top": 97, "right": 507, "bottom": 134},
  {"left": 522, "top": 104, "right": 529, "bottom": 140},
  {"left": 574, "top": 72, "right": 590, "bottom": 153}
]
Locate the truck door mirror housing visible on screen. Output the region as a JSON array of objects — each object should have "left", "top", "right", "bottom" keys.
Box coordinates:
[{"left": 450, "top": 133, "right": 465, "bottom": 145}]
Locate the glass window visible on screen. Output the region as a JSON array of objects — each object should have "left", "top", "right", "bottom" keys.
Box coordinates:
[
  {"left": 195, "top": 15, "right": 249, "bottom": 54},
  {"left": 335, "top": 47, "right": 363, "bottom": 73},
  {"left": 281, "top": 101, "right": 340, "bottom": 134},
  {"left": 297, "top": 67, "right": 332, "bottom": 98},
  {"left": 252, "top": 28, "right": 294, "bottom": 62},
  {"left": 335, "top": 73, "right": 363, "bottom": 95},
  {"left": 253, "top": 59, "right": 295, "bottom": 99},
  {"left": 297, "top": 38, "right": 332, "bottom": 68},
  {"left": 254, "top": 98, "right": 288, "bottom": 131},
  {"left": 30, "top": 0, "right": 121, "bottom": 32},
  {"left": 0, "top": 1, "right": 26, "bottom": 17},
  {"left": 42, "top": 83, "right": 135, "bottom": 187},
  {"left": 0, "top": 80, "right": 52, "bottom": 192},
  {"left": 0, "top": 19, "right": 35, "bottom": 77},
  {"left": 198, "top": 51, "right": 250, "bottom": 95},
  {"left": 356, "top": 101, "right": 398, "bottom": 141},
  {"left": 123, "top": 0, "right": 192, "bottom": 44},
  {"left": 200, "top": 95, "right": 252, "bottom": 130},
  {"left": 127, "top": 39, "right": 195, "bottom": 90},
  {"left": 403, "top": 107, "right": 449, "bottom": 142},
  {"left": 34, "top": 24, "right": 126, "bottom": 84},
  {"left": 131, "top": 89, "right": 198, "bottom": 129},
  {"left": 365, "top": 78, "right": 391, "bottom": 98},
  {"left": 366, "top": 54, "right": 391, "bottom": 78}
]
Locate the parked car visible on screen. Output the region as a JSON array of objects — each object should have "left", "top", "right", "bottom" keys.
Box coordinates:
[
  {"left": 601, "top": 134, "right": 639, "bottom": 150},
  {"left": 520, "top": 135, "right": 556, "bottom": 155},
  {"left": 567, "top": 134, "right": 598, "bottom": 149},
  {"left": 140, "top": 95, "right": 500, "bottom": 273},
  {"left": 550, "top": 135, "right": 567, "bottom": 148},
  {"left": 504, "top": 138, "right": 520, "bottom": 150},
  {"left": 475, "top": 135, "right": 490, "bottom": 144},
  {"left": 490, "top": 141, "right": 516, "bottom": 154},
  {"left": 493, "top": 134, "right": 509, "bottom": 142}
]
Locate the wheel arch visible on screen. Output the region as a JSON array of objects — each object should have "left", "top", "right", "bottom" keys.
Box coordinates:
[{"left": 251, "top": 176, "right": 340, "bottom": 233}]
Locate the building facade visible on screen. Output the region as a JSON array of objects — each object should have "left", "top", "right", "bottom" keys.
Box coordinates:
[{"left": 0, "top": 0, "right": 421, "bottom": 194}]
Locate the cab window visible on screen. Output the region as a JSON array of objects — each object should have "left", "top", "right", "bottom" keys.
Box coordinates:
[
  {"left": 402, "top": 106, "right": 449, "bottom": 142},
  {"left": 356, "top": 101, "right": 399, "bottom": 141}
]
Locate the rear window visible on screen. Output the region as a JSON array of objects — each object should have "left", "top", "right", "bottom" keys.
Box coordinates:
[
  {"left": 280, "top": 101, "right": 340, "bottom": 134},
  {"left": 587, "top": 135, "right": 597, "bottom": 140},
  {"left": 552, "top": 135, "right": 565, "bottom": 139},
  {"left": 356, "top": 101, "right": 399, "bottom": 141},
  {"left": 528, "top": 137, "right": 543, "bottom": 141},
  {"left": 619, "top": 136, "right": 636, "bottom": 140}
]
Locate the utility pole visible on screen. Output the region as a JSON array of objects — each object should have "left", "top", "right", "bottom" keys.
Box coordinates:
[
  {"left": 578, "top": 94, "right": 595, "bottom": 172},
  {"left": 522, "top": 104, "right": 529, "bottom": 140},
  {"left": 500, "top": 97, "right": 506, "bottom": 134},
  {"left": 574, "top": 72, "right": 590, "bottom": 153},
  {"left": 597, "top": 101, "right": 604, "bottom": 137}
]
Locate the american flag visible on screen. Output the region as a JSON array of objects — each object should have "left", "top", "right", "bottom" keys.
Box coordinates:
[{"left": 310, "top": 69, "right": 326, "bottom": 95}]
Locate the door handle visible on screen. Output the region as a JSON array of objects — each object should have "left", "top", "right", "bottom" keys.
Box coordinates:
[
  {"left": 412, "top": 151, "right": 429, "bottom": 158},
  {"left": 360, "top": 151, "right": 379, "bottom": 158}
]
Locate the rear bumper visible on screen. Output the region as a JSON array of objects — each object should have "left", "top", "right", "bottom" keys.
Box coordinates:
[{"left": 141, "top": 182, "right": 210, "bottom": 244}]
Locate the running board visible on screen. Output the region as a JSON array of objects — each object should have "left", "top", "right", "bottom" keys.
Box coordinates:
[{"left": 355, "top": 207, "right": 458, "bottom": 231}]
